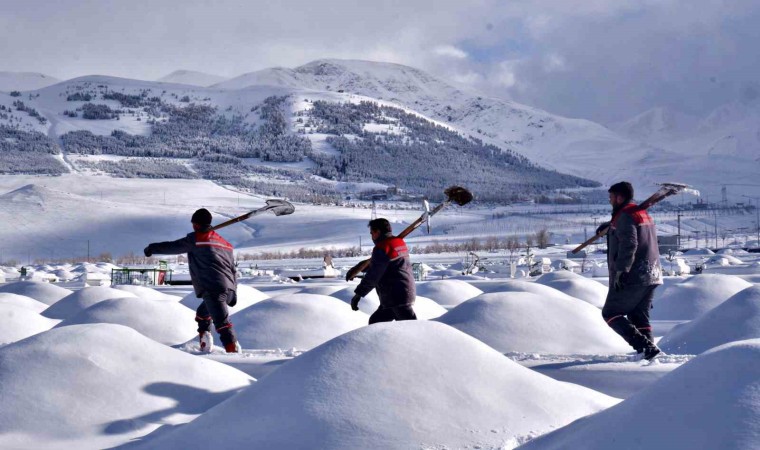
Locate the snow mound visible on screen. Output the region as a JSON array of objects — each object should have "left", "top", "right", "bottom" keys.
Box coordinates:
[
  {"left": 535, "top": 271, "right": 608, "bottom": 307},
  {"left": 652, "top": 274, "right": 753, "bottom": 320},
  {"left": 137, "top": 321, "right": 617, "bottom": 450},
  {"left": 56, "top": 297, "right": 197, "bottom": 345},
  {"left": 42, "top": 286, "right": 138, "bottom": 320},
  {"left": 179, "top": 284, "right": 269, "bottom": 314},
  {"left": 0, "top": 324, "right": 253, "bottom": 449},
  {"left": 0, "top": 292, "right": 49, "bottom": 313},
  {"left": 411, "top": 295, "right": 448, "bottom": 319},
  {"left": 659, "top": 286, "right": 760, "bottom": 354},
  {"left": 707, "top": 254, "right": 744, "bottom": 265},
  {"left": 113, "top": 285, "right": 182, "bottom": 301},
  {"left": 330, "top": 284, "right": 380, "bottom": 314},
  {"left": 0, "top": 281, "right": 72, "bottom": 305},
  {"left": 3, "top": 304, "right": 59, "bottom": 344},
  {"left": 436, "top": 292, "right": 630, "bottom": 354},
  {"left": 232, "top": 294, "right": 368, "bottom": 350},
  {"left": 296, "top": 284, "right": 346, "bottom": 296},
  {"left": 683, "top": 248, "right": 715, "bottom": 256},
  {"left": 329, "top": 286, "right": 446, "bottom": 319},
  {"left": 475, "top": 279, "right": 581, "bottom": 300},
  {"left": 520, "top": 339, "right": 760, "bottom": 450},
  {"left": 415, "top": 279, "right": 483, "bottom": 306}
]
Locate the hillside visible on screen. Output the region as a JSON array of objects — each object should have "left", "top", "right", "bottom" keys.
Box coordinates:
[
  {"left": 0, "top": 71, "right": 61, "bottom": 92},
  {"left": 157, "top": 70, "right": 228, "bottom": 87},
  {"left": 0, "top": 73, "right": 599, "bottom": 203},
  {"left": 1, "top": 59, "right": 757, "bottom": 200}
]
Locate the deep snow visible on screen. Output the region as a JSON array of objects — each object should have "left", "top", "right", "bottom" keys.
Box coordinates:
[{"left": 131, "top": 321, "right": 618, "bottom": 450}]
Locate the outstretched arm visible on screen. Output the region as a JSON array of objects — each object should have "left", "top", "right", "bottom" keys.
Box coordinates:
[{"left": 145, "top": 235, "right": 194, "bottom": 256}]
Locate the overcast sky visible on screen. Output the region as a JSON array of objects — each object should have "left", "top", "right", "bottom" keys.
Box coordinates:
[{"left": 1, "top": 0, "right": 758, "bottom": 123}]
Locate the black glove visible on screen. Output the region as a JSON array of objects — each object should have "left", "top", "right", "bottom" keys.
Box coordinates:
[
  {"left": 596, "top": 221, "right": 611, "bottom": 235},
  {"left": 350, "top": 294, "right": 361, "bottom": 311},
  {"left": 614, "top": 271, "right": 625, "bottom": 291},
  {"left": 143, "top": 246, "right": 153, "bottom": 257}
]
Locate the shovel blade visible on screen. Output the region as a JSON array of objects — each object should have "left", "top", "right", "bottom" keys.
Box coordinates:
[
  {"left": 265, "top": 199, "right": 295, "bottom": 216},
  {"left": 444, "top": 186, "right": 473, "bottom": 206}
]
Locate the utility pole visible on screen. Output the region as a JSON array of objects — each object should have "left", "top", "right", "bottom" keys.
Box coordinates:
[
  {"left": 742, "top": 196, "right": 760, "bottom": 248},
  {"left": 714, "top": 212, "right": 718, "bottom": 249},
  {"left": 87, "top": 240, "right": 90, "bottom": 263},
  {"left": 677, "top": 211, "right": 683, "bottom": 250}
]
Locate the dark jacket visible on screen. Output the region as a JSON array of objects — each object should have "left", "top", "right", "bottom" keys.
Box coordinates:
[
  {"left": 355, "top": 232, "right": 416, "bottom": 308},
  {"left": 146, "top": 227, "right": 236, "bottom": 297},
  {"left": 607, "top": 203, "right": 663, "bottom": 287}
]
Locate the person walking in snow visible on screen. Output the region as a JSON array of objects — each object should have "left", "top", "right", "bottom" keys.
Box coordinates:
[
  {"left": 351, "top": 218, "right": 417, "bottom": 324},
  {"left": 600, "top": 182, "right": 663, "bottom": 360},
  {"left": 144, "top": 208, "right": 241, "bottom": 353}
]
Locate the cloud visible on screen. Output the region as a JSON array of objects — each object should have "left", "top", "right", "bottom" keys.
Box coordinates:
[
  {"left": 0, "top": 0, "right": 757, "bottom": 123},
  {"left": 434, "top": 45, "right": 468, "bottom": 59}
]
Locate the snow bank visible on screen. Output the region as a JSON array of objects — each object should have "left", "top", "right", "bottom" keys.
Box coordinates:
[
  {"left": 232, "top": 294, "right": 368, "bottom": 350},
  {"left": 0, "top": 292, "right": 49, "bottom": 313},
  {"left": 475, "top": 279, "right": 582, "bottom": 301},
  {"left": 3, "top": 304, "right": 59, "bottom": 344},
  {"left": 652, "top": 274, "right": 752, "bottom": 320},
  {"left": 113, "top": 284, "right": 182, "bottom": 301},
  {"left": 41, "top": 286, "right": 138, "bottom": 320},
  {"left": 659, "top": 286, "right": 760, "bottom": 354},
  {"left": 0, "top": 281, "right": 72, "bottom": 305},
  {"left": 520, "top": 339, "right": 760, "bottom": 450},
  {"left": 415, "top": 279, "right": 483, "bottom": 306},
  {"left": 328, "top": 285, "right": 446, "bottom": 319},
  {"left": 436, "top": 292, "right": 630, "bottom": 354},
  {"left": 179, "top": 284, "right": 269, "bottom": 314},
  {"left": 137, "top": 321, "right": 617, "bottom": 450},
  {"left": 683, "top": 248, "right": 715, "bottom": 256},
  {"left": 707, "top": 254, "right": 743, "bottom": 265},
  {"left": 56, "top": 297, "right": 197, "bottom": 346},
  {"left": 295, "top": 284, "right": 346, "bottom": 296},
  {"left": 0, "top": 323, "right": 253, "bottom": 449},
  {"left": 330, "top": 285, "right": 380, "bottom": 315},
  {"left": 410, "top": 295, "right": 447, "bottom": 319},
  {"left": 535, "top": 271, "right": 608, "bottom": 308}
]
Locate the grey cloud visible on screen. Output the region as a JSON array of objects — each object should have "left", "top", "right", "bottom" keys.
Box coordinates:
[{"left": 0, "top": 0, "right": 756, "bottom": 122}]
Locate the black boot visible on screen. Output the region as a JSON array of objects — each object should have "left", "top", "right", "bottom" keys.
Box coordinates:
[
  {"left": 607, "top": 316, "right": 650, "bottom": 353},
  {"left": 643, "top": 344, "right": 662, "bottom": 361}
]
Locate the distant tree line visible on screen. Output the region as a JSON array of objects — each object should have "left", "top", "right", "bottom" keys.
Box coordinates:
[
  {"left": 305, "top": 100, "right": 600, "bottom": 202},
  {"left": 0, "top": 126, "right": 67, "bottom": 175}
]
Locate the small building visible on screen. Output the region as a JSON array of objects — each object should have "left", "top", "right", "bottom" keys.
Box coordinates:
[
  {"left": 658, "top": 235, "right": 679, "bottom": 255},
  {"left": 111, "top": 261, "right": 172, "bottom": 286}
]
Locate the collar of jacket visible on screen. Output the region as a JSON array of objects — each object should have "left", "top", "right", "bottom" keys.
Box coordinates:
[
  {"left": 611, "top": 201, "right": 632, "bottom": 217},
  {"left": 373, "top": 232, "right": 394, "bottom": 244}
]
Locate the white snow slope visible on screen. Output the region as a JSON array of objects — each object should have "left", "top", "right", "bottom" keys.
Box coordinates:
[
  {"left": 0, "top": 324, "right": 253, "bottom": 449},
  {"left": 519, "top": 339, "right": 760, "bottom": 450},
  {"left": 436, "top": 292, "right": 630, "bottom": 354},
  {"left": 659, "top": 285, "right": 760, "bottom": 354},
  {"left": 133, "top": 321, "right": 617, "bottom": 450}
]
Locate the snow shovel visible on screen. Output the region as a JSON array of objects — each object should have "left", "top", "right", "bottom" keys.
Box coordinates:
[
  {"left": 210, "top": 199, "right": 295, "bottom": 231},
  {"left": 571, "top": 182, "right": 699, "bottom": 254},
  {"left": 345, "top": 185, "right": 473, "bottom": 281}
]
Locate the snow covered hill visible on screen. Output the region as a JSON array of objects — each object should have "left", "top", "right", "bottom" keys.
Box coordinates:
[
  {"left": 0, "top": 71, "right": 61, "bottom": 92},
  {"left": 1, "top": 59, "right": 757, "bottom": 199},
  {"left": 156, "top": 69, "right": 228, "bottom": 87}
]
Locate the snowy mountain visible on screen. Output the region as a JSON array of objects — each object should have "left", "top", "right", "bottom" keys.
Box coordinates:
[
  {"left": 212, "top": 59, "right": 760, "bottom": 197},
  {"left": 612, "top": 106, "right": 699, "bottom": 140},
  {"left": 157, "top": 69, "right": 228, "bottom": 87},
  {"left": 612, "top": 101, "right": 760, "bottom": 198},
  {"left": 0, "top": 71, "right": 61, "bottom": 92},
  {"left": 1, "top": 59, "right": 758, "bottom": 201}
]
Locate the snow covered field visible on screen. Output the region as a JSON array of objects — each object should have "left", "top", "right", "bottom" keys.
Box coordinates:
[
  {"left": 2, "top": 250, "right": 759, "bottom": 448},
  {"left": 0, "top": 175, "right": 758, "bottom": 448}
]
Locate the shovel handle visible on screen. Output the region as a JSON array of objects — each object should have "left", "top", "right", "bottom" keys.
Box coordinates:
[{"left": 346, "top": 259, "right": 371, "bottom": 281}]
